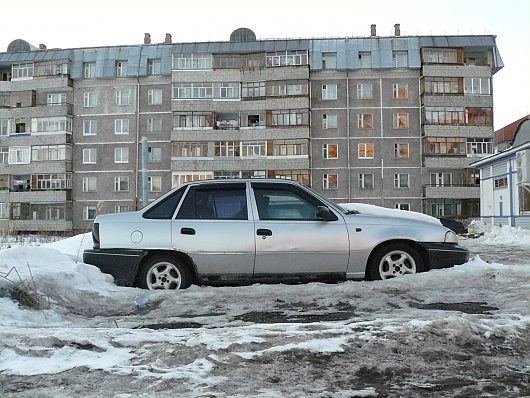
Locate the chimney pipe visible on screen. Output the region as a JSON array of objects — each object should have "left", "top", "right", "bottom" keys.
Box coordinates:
[
  {"left": 164, "top": 33, "right": 172, "bottom": 44},
  {"left": 394, "top": 24, "right": 401, "bottom": 36},
  {"left": 144, "top": 33, "right": 151, "bottom": 45},
  {"left": 370, "top": 24, "right": 377, "bottom": 37},
  {"left": 39, "top": 44, "right": 46, "bottom": 50}
]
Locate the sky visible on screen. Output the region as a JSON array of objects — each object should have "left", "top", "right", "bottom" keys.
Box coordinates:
[{"left": 1, "top": 0, "right": 529, "bottom": 129}]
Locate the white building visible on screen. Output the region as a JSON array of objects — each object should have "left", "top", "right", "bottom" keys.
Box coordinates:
[{"left": 472, "top": 118, "right": 530, "bottom": 228}]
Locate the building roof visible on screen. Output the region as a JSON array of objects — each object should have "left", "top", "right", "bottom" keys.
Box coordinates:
[{"left": 494, "top": 115, "right": 530, "bottom": 146}]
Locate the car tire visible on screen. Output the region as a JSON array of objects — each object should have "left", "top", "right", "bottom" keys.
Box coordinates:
[
  {"left": 138, "top": 254, "right": 192, "bottom": 290},
  {"left": 368, "top": 243, "right": 424, "bottom": 280}
]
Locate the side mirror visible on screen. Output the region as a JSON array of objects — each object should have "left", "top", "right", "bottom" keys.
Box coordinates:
[{"left": 316, "top": 206, "right": 337, "bottom": 221}]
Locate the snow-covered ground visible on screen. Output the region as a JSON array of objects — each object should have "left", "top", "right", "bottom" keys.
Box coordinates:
[{"left": 0, "top": 223, "right": 529, "bottom": 397}]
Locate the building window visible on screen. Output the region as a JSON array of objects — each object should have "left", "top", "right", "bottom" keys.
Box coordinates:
[
  {"left": 173, "top": 112, "right": 214, "bottom": 129},
  {"left": 357, "top": 113, "right": 374, "bottom": 129},
  {"left": 147, "top": 118, "right": 162, "bottom": 133},
  {"left": 322, "top": 144, "right": 338, "bottom": 159},
  {"left": 425, "top": 137, "right": 466, "bottom": 155},
  {"left": 147, "top": 59, "right": 161, "bottom": 75},
  {"left": 172, "top": 82, "right": 213, "bottom": 99},
  {"left": 241, "top": 141, "right": 266, "bottom": 157},
  {"left": 0, "top": 147, "right": 8, "bottom": 164},
  {"left": 83, "top": 63, "right": 95, "bottom": 79},
  {"left": 394, "top": 173, "right": 410, "bottom": 188},
  {"left": 266, "top": 80, "right": 307, "bottom": 97},
  {"left": 357, "top": 83, "right": 373, "bottom": 99},
  {"left": 82, "top": 176, "right": 97, "bottom": 192},
  {"left": 270, "top": 109, "right": 309, "bottom": 127},
  {"left": 0, "top": 203, "right": 9, "bottom": 219},
  {"left": 83, "top": 120, "right": 97, "bottom": 136},
  {"left": 31, "top": 145, "right": 68, "bottom": 161},
  {"left": 83, "top": 92, "right": 97, "bottom": 107},
  {"left": 393, "top": 83, "right": 408, "bottom": 99},
  {"left": 465, "top": 108, "right": 492, "bottom": 126},
  {"left": 172, "top": 142, "right": 209, "bottom": 157},
  {"left": 266, "top": 50, "right": 308, "bottom": 67},
  {"left": 359, "top": 52, "right": 371, "bottom": 68},
  {"left": 394, "top": 143, "right": 409, "bottom": 159},
  {"left": 359, "top": 173, "right": 374, "bottom": 189},
  {"left": 322, "top": 114, "right": 338, "bottom": 129},
  {"left": 323, "top": 174, "right": 338, "bottom": 190},
  {"left": 393, "top": 52, "right": 408, "bottom": 68},
  {"left": 33, "top": 117, "right": 72, "bottom": 133},
  {"left": 241, "top": 81, "right": 266, "bottom": 100},
  {"left": 8, "top": 146, "right": 31, "bottom": 164},
  {"left": 147, "top": 89, "right": 163, "bottom": 105},
  {"left": 115, "top": 119, "right": 130, "bottom": 134},
  {"left": 494, "top": 177, "right": 508, "bottom": 189},
  {"left": 464, "top": 78, "right": 490, "bottom": 95},
  {"left": 272, "top": 139, "right": 308, "bottom": 156},
  {"left": 114, "top": 147, "right": 129, "bottom": 163},
  {"left": 423, "top": 48, "right": 462, "bottom": 64},
  {"left": 322, "top": 52, "right": 337, "bottom": 69},
  {"left": 395, "top": 203, "right": 410, "bottom": 211},
  {"left": 115, "top": 205, "right": 130, "bottom": 213},
  {"left": 173, "top": 54, "right": 213, "bottom": 70},
  {"left": 393, "top": 113, "right": 409, "bottom": 129},
  {"left": 358, "top": 143, "right": 374, "bottom": 159},
  {"left": 425, "top": 107, "right": 465, "bottom": 125},
  {"left": 430, "top": 172, "right": 453, "bottom": 187},
  {"left": 467, "top": 138, "right": 492, "bottom": 155},
  {"left": 215, "top": 141, "right": 240, "bottom": 157},
  {"left": 116, "top": 61, "right": 127, "bottom": 77},
  {"left": 115, "top": 90, "right": 130, "bottom": 106},
  {"left": 83, "top": 206, "right": 97, "bottom": 220},
  {"left": 424, "top": 77, "right": 461, "bottom": 95},
  {"left": 322, "top": 84, "right": 337, "bottom": 100},
  {"left": 47, "top": 93, "right": 66, "bottom": 105},
  {"left": 148, "top": 176, "right": 162, "bottom": 192},
  {"left": 0, "top": 119, "right": 10, "bottom": 136},
  {"left": 83, "top": 148, "right": 96, "bottom": 164},
  {"left": 148, "top": 147, "right": 162, "bottom": 162},
  {"left": 12, "top": 63, "right": 34, "bottom": 79},
  {"left": 114, "top": 176, "right": 129, "bottom": 191},
  {"left": 172, "top": 172, "right": 214, "bottom": 188}
]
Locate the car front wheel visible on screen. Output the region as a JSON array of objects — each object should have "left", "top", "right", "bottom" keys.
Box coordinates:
[
  {"left": 138, "top": 255, "right": 192, "bottom": 290},
  {"left": 368, "top": 243, "right": 424, "bottom": 280}
]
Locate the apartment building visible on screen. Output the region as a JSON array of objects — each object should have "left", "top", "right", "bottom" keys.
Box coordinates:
[{"left": 0, "top": 27, "right": 503, "bottom": 234}]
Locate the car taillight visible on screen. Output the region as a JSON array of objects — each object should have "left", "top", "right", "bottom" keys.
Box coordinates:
[{"left": 92, "top": 223, "right": 100, "bottom": 249}]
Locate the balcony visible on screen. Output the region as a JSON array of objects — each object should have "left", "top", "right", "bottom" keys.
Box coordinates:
[
  {"left": 423, "top": 184, "right": 480, "bottom": 199},
  {"left": 171, "top": 156, "right": 309, "bottom": 171},
  {"left": 0, "top": 190, "right": 71, "bottom": 203},
  {"left": 0, "top": 219, "right": 72, "bottom": 233}
]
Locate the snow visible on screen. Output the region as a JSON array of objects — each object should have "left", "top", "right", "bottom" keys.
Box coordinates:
[
  {"left": 0, "top": 225, "right": 529, "bottom": 396},
  {"left": 339, "top": 202, "right": 442, "bottom": 225},
  {"left": 468, "top": 220, "right": 530, "bottom": 246}
]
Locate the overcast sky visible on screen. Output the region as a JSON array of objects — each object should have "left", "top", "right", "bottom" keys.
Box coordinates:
[{"left": 1, "top": 0, "right": 528, "bottom": 129}]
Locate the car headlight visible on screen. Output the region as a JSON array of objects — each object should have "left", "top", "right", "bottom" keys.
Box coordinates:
[{"left": 444, "top": 231, "right": 458, "bottom": 243}]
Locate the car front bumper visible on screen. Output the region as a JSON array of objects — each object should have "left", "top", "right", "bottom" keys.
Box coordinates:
[
  {"left": 83, "top": 249, "right": 147, "bottom": 286},
  {"left": 420, "top": 243, "right": 470, "bottom": 270}
]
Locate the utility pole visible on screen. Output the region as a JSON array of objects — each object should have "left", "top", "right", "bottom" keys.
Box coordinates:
[{"left": 141, "top": 136, "right": 149, "bottom": 208}]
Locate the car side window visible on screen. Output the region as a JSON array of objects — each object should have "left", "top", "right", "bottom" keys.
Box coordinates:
[
  {"left": 252, "top": 184, "right": 321, "bottom": 221},
  {"left": 143, "top": 187, "right": 185, "bottom": 219},
  {"left": 176, "top": 184, "right": 248, "bottom": 220}
]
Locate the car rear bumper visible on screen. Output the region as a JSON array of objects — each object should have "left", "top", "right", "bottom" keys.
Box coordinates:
[
  {"left": 420, "top": 243, "right": 469, "bottom": 269},
  {"left": 83, "top": 249, "right": 147, "bottom": 286}
]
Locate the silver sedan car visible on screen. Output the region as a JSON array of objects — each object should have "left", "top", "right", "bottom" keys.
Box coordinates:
[{"left": 83, "top": 179, "right": 469, "bottom": 289}]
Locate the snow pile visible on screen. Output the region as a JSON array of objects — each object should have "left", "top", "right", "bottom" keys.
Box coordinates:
[
  {"left": 339, "top": 203, "right": 442, "bottom": 225},
  {"left": 468, "top": 220, "right": 530, "bottom": 246}
]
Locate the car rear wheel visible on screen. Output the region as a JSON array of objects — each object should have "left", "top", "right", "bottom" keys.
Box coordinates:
[
  {"left": 138, "top": 255, "right": 192, "bottom": 290},
  {"left": 368, "top": 243, "right": 423, "bottom": 280}
]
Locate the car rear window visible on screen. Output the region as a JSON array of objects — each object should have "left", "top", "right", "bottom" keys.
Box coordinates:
[
  {"left": 176, "top": 184, "right": 247, "bottom": 220},
  {"left": 142, "top": 187, "right": 185, "bottom": 219}
]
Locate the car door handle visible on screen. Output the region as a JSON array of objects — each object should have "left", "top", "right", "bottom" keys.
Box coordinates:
[
  {"left": 181, "top": 227, "right": 196, "bottom": 235},
  {"left": 256, "top": 229, "right": 272, "bottom": 236}
]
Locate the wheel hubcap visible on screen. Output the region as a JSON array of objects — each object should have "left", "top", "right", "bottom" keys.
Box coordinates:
[
  {"left": 379, "top": 250, "right": 416, "bottom": 280},
  {"left": 146, "top": 262, "right": 182, "bottom": 290}
]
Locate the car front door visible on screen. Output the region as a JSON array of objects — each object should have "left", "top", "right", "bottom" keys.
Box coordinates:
[
  {"left": 171, "top": 183, "right": 255, "bottom": 278},
  {"left": 251, "top": 182, "right": 350, "bottom": 276}
]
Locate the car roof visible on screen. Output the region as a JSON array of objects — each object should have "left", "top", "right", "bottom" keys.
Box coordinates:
[{"left": 182, "top": 178, "right": 303, "bottom": 187}]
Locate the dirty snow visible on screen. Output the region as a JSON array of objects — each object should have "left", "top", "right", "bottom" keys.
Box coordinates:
[{"left": 0, "top": 224, "right": 529, "bottom": 397}]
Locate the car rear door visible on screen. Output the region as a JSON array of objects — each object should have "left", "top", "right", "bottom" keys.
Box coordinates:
[
  {"left": 171, "top": 182, "right": 255, "bottom": 277},
  {"left": 251, "top": 182, "right": 349, "bottom": 276}
]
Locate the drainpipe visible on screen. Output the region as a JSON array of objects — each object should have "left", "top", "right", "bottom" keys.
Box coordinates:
[
  {"left": 379, "top": 77, "right": 384, "bottom": 206},
  {"left": 346, "top": 70, "right": 351, "bottom": 201},
  {"left": 135, "top": 46, "right": 144, "bottom": 209},
  {"left": 509, "top": 159, "right": 515, "bottom": 226}
]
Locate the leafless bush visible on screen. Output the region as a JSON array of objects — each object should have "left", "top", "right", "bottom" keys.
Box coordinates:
[{"left": 0, "top": 264, "right": 48, "bottom": 311}]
